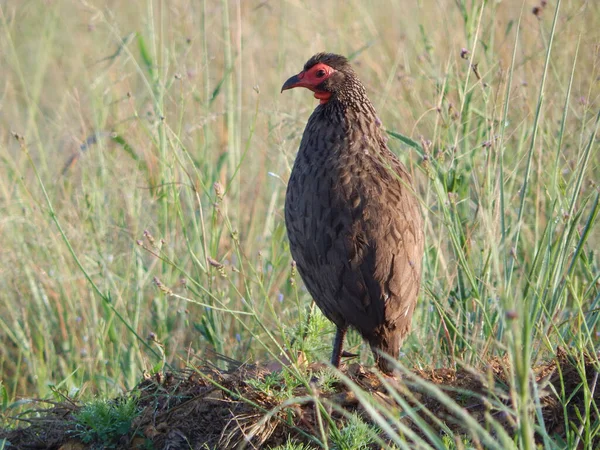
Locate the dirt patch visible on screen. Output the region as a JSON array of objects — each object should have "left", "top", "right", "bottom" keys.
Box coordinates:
[{"left": 1, "top": 348, "right": 598, "bottom": 449}]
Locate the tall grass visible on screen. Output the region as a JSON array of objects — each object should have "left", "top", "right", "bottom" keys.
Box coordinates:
[{"left": 0, "top": 0, "right": 598, "bottom": 447}]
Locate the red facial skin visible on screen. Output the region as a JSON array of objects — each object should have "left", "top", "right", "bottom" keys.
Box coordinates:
[{"left": 281, "top": 62, "right": 336, "bottom": 104}]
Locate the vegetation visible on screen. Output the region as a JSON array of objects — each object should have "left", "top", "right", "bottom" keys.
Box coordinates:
[
  {"left": 72, "top": 396, "right": 140, "bottom": 448},
  {"left": 0, "top": 0, "right": 598, "bottom": 448}
]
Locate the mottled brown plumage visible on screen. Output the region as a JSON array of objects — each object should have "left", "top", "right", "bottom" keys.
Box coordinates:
[{"left": 281, "top": 53, "right": 423, "bottom": 373}]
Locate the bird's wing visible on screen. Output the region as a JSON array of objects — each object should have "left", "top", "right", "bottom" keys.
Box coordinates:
[{"left": 322, "top": 153, "right": 423, "bottom": 332}]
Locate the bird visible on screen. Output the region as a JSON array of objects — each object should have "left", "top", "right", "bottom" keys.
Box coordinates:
[{"left": 281, "top": 53, "right": 424, "bottom": 374}]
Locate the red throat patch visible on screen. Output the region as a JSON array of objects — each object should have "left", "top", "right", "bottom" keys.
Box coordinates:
[{"left": 314, "top": 91, "right": 332, "bottom": 104}]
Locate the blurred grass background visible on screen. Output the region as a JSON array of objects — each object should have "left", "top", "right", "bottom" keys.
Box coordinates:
[{"left": 0, "top": 0, "right": 598, "bottom": 428}]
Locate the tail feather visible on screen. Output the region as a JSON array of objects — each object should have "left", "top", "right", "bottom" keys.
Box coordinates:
[{"left": 370, "top": 332, "right": 404, "bottom": 374}]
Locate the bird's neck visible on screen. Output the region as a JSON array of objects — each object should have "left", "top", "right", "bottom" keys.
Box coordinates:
[
  {"left": 328, "top": 82, "right": 378, "bottom": 119},
  {"left": 320, "top": 95, "right": 383, "bottom": 141},
  {"left": 302, "top": 101, "right": 387, "bottom": 164}
]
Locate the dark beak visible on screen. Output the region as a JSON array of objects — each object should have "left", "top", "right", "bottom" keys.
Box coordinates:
[{"left": 281, "top": 73, "right": 302, "bottom": 93}]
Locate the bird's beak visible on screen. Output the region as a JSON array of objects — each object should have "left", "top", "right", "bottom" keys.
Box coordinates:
[{"left": 281, "top": 72, "right": 306, "bottom": 92}]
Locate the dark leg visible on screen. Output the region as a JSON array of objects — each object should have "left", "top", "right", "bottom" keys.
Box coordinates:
[{"left": 331, "top": 326, "right": 347, "bottom": 368}]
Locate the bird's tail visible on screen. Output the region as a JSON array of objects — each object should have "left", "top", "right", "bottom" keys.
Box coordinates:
[{"left": 370, "top": 333, "right": 403, "bottom": 375}]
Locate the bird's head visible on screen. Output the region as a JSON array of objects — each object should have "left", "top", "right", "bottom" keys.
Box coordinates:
[{"left": 281, "top": 53, "right": 352, "bottom": 104}]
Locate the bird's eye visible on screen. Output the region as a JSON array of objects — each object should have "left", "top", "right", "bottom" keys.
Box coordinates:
[{"left": 315, "top": 69, "right": 326, "bottom": 78}]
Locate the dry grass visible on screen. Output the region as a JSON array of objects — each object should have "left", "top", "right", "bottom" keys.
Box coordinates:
[{"left": 0, "top": 0, "right": 599, "bottom": 448}]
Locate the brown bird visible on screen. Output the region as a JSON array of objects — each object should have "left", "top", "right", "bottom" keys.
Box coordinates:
[{"left": 281, "top": 53, "right": 424, "bottom": 373}]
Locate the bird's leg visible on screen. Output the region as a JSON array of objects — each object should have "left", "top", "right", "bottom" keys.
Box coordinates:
[{"left": 331, "top": 326, "right": 347, "bottom": 368}]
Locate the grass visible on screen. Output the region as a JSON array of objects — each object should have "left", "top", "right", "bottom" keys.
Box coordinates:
[
  {"left": 0, "top": 0, "right": 598, "bottom": 448},
  {"left": 72, "top": 396, "right": 140, "bottom": 448}
]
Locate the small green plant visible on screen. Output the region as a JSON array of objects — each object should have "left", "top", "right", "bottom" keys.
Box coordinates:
[
  {"left": 288, "top": 307, "right": 337, "bottom": 364},
  {"left": 246, "top": 372, "right": 283, "bottom": 397},
  {"left": 313, "top": 368, "right": 339, "bottom": 394},
  {"left": 0, "top": 382, "right": 7, "bottom": 414},
  {"left": 246, "top": 369, "right": 304, "bottom": 401},
  {"left": 440, "top": 433, "right": 475, "bottom": 450},
  {"left": 330, "top": 413, "right": 381, "bottom": 450},
  {"left": 72, "top": 396, "right": 139, "bottom": 448},
  {"left": 270, "top": 437, "right": 316, "bottom": 450}
]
